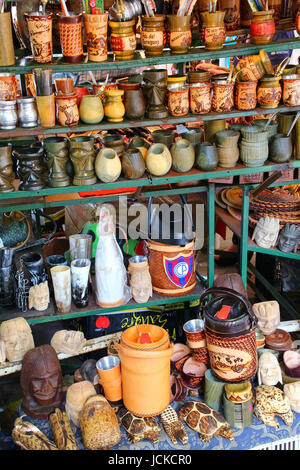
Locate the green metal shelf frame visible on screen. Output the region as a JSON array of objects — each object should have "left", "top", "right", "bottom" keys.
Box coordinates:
[
  {"left": 1, "top": 37, "right": 300, "bottom": 74},
  {"left": 0, "top": 31, "right": 300, "bottom": 329},
  {"left": 213, "top": 182, "right": 300, "bottom": 319},
  {"left": 2, "top": 105, "right": 300, "bottom": 138}
]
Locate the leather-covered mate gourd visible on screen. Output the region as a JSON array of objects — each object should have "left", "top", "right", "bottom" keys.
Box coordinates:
[{"left": 201, "top": 287, "right": 258, "bottom": 383}]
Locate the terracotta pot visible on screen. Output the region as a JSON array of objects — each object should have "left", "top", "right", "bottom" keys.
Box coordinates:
[
  {"left": 0, "top": 12, "right": 15, "bottom": 66},
  {"left": 0, "top": 73, "right": 18, "bottom": 101},
  {"left": 189, "top": 70, "right": 211, "bottom": 84},
  {"left": 69, "top": 136, "right": 96, "bottom": 186},
  {"left": 73, "top": 87, "right": 90, "bottom": 106},
  {"left": 146, "top": 143, "right": 172, "bottom": 176},
  {"left": 103, "top": 134, "right": 125, "bottom": 158},
  {"left": 95, "top": 147, "right": 121, "bottom": 183},
  {"left": 128, "top": 136, "right": 150, "bottom": 159},
  {"left": 79, "top": 95, "right": 104, "bottom": 124},
  {"left": 212, "top": 82, "right": 234, "bottom": 113},
  {"left": 189, "top": 82, "right": 211, "bottom": 114},
  {"left": 236, "top": 52, "right": 273, "bottom": 82},
  {"left": 43, "top": 137, "right": 70, "bottom": 188},
  {"left": 167, "top": 15, "right": 192, "bottom": 54},
  {"left": 143, "top": 69, "right": 168, "bottom": 119},
  {"left": 269, "top": 134, "right": 293, "bottom": 163},
  {"left": 15, "top": 146, "right": 47, "bottom": 191},
  {"left": 57, "top": 12, "right": 83, "bottom": 63},
  {"left": 92, "top": 82, "right": 118, "bottom": 101},
  {"left": 196, "top": 142, "right": 218, "bottom": 170},
  {"left": 24, "top": 12, "right": 53, "bottom": 64},
  {"left": 83, "top": 13, "right": 108, "bottom": 62},
  {"left": 168, "top": 84, "right": 189, "bottom": 117},
  {"left": 122, "top": 148, "right": 145, "bottom": 179},
  {"left": 257, "top": 74, "right": 282, "bottom": 109},
  {"left": 282, "top": 74, "right": 300, "bottom": 106},
  {"left": 36, "top": 94, "right": 56, "bottom": 127},
  {"left": 116, "top": 326, "right": 173, "bottom": 417},
  {"left": 268, "top": 0, "right": 282, "bottom": 23},
  {"left": 141, "top": 14, "right": 165, "bottom": 57},
  {"left": 118, "top": 82, "right": 146, "bottom": 119},
  {"left": 55, "top": 78, "right": 74, "bottom": 95},
  {"left": 0, "top": 143, "right": 14, "bottom": 193},
  {"left": 200, "top": 11, "right": 226, "bottom": 50},
  {"left": 170, "top": 139, "right": 195, "bottom": 173},
  {"left": 104, "top": 89, "right": 125, "bottom": 122},
  {"left": 250, "top": 9, "right": 275, "bottom": 45},
  {"left": 109, "top": 19, "right": 136, "bottom": 61},
  {"left": 235, "top": 80, "right": 257, "bottom": 110},
  {"left": 55, "top": 93, "right": 79, "bottom": 127},
  {"left": 219, "top": 0, "right": 240, "bottom": 31}
]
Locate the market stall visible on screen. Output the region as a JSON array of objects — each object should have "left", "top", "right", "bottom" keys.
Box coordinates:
[{"left": 1, "top": 0, "right": 300, "bottom": 454}]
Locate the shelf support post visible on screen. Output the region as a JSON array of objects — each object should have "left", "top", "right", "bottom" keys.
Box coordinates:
[
  {"left": 207, "top": 182, "right": 215, "bottom": 288},
  {"left": 240, "top": 184, "right": 250, "bottom": 288}
]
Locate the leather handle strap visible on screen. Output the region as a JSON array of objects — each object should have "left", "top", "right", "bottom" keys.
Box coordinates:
[{"left": 199, "top": 287, "right": 257, "bottom": 328}]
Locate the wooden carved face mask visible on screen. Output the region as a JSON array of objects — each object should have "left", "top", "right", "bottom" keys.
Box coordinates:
[
  {"left": 28, "top": 281, "right": 50, "bottom": 311},
  {"left": 284, "top": 382, "right": 300, "bottom": 413},
  {"left": 252, "top": 300, "right": 280, "bottom": 336},
  {"left": 0, "top": 317, "right": 34, "bottom": 362},
  {"left": 20, "top": 345, "right": 63, "bottom": 420},
  {"left": 252, "top": 216, "right": 280, "bottom": 249},
  {"left": 258, "top": 352, "right": 282, "bottom": 386}
]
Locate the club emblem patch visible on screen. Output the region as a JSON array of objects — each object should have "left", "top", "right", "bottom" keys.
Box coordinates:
[{"left": 164, "top": 253, "right": 193, "bottom": 288}]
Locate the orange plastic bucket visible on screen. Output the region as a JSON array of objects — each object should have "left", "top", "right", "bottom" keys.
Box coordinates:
[
  {"left": 120, "top": 324, "right": 170, "bottom": 351},
  {"left": 117, "top": 342, "right": 174, "bottom": 417}
]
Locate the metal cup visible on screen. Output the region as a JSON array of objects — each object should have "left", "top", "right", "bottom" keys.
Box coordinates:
[{"left": 183, "top": 319, "right": 208, "bottom": 364}]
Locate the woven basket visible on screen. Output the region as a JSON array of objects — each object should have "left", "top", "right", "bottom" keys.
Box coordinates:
[
  {"left": 147, "top": 239, "right": 196, "bottom": 296},
  {"left": 250, "top": 190, "right": 300, "bottom": 215}
]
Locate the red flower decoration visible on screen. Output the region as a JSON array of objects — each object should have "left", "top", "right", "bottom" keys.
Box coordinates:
[{"left": 96, "top": 316, "right": 110, "bottom": 329}]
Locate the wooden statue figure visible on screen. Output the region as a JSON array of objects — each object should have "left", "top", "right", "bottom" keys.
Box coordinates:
[
  {"left": 0, "top": 317, "right": 34, "bottom": 362},
  {"left": 284, "top": 382, "right": 300, "bottom": 413},
  {"left": 28, "top": 281, "right": 50, "bottom": 311},
  {"left": 252, "top": 300, "right": 280, "bottom": 336},
  {"left": 252, "top": 216, "right": 280, "bottom": 249},
  {"left": 128, "top": 256, "right": 152, "bottom": 303},
  {"left": 257, "top": 352, "right": 282, "bottom": 386},
  {"left": 50, "top": 330, "right": 86, "bottom": 355},
  {"left": 20, "top": 344, "right": 63, "bottom": 420},
  {"left": 277, "top": 223, "right": 300, "bottom": 253}
]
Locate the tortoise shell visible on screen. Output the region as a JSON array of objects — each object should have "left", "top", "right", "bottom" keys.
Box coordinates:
[
  {"left": 118, "top": 407, "right": 161, "bottom": 444},
  {"left": 178, "top": 401, "right": 233, "bottom": 443}
]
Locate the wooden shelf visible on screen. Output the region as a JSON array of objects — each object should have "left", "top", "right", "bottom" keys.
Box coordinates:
[
  {"left": 2, "top": 36, "right": 300, "bottom": 75},
  {"left": 0, "top": 282, "right": 203, "bottom": 325},
  {"left": 2, "top": 104, "right": 300, "bottom": 139}
]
